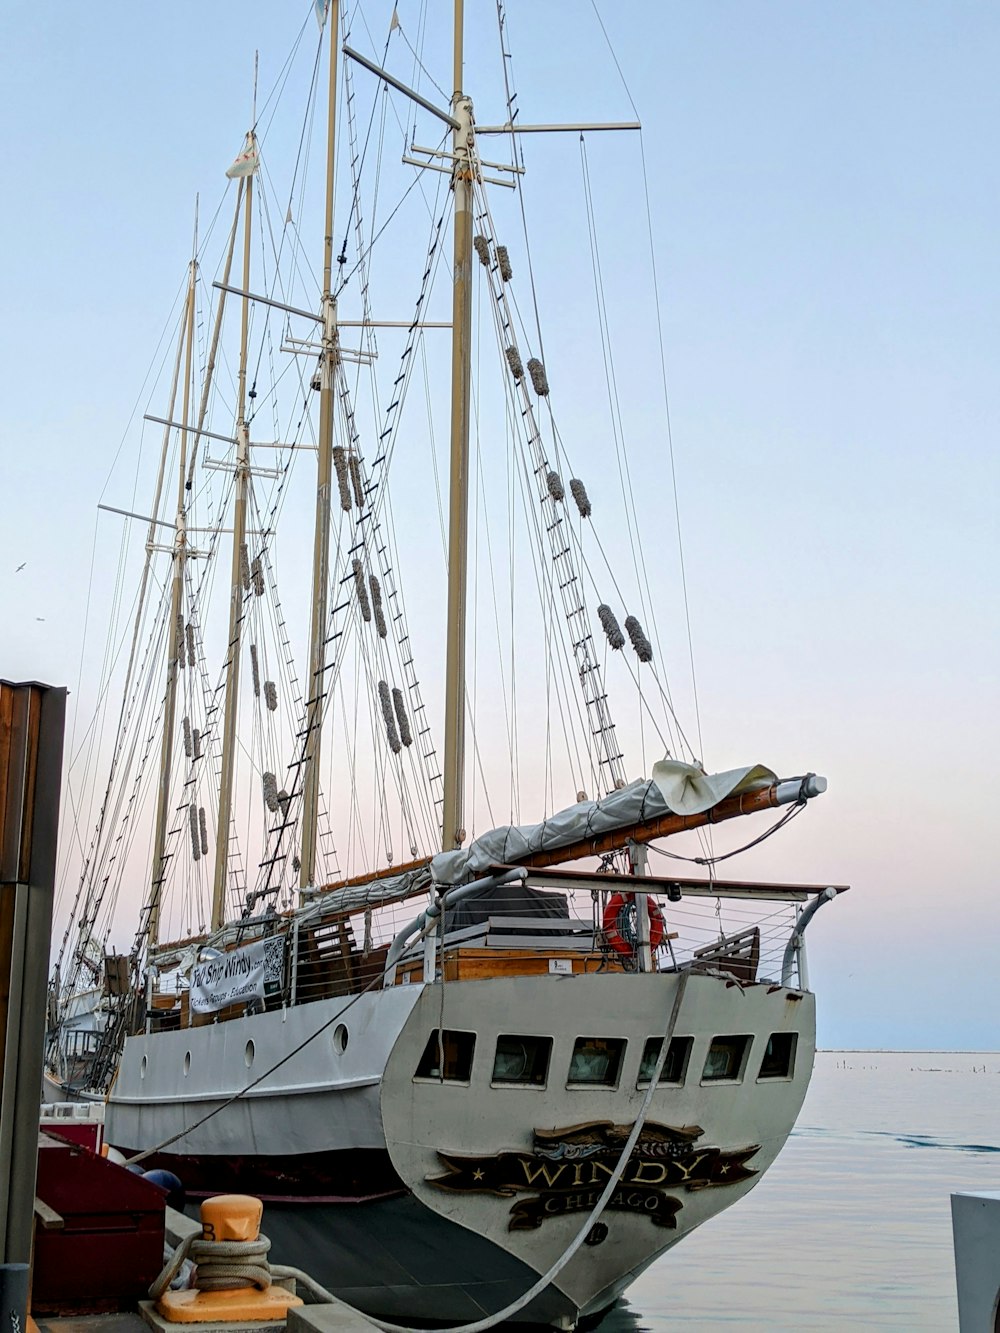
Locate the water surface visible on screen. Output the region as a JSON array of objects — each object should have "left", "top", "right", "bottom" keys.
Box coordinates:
[{"left": 595, "top": 1050, "right": 1000, "bottom": 1330}]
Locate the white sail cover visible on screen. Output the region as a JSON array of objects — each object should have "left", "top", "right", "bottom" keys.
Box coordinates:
[{"left": 430, "top": 759, "right": 778, "bottom": 886}]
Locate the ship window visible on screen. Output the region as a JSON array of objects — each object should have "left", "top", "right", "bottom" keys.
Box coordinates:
[
  {"left": 637, "top": 1036, "right": 693, "bottom": 1086},
  {"left": 415, "top": 1029, "right": 476, "bottom": 1082},
  {"left": 758, "top": 1032, "right": 797, "bottom": 1079},
  {"left": 568, "top": 1037, "right": 625, "bottom": 1087},
  {"left": 702, "top": 1035, "right": 752, "bottom": 1082},
  {"left": 492, "top": 1035, "right": 552, "bottom": 1086}
]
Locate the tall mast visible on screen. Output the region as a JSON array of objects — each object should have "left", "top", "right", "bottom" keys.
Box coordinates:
[
  {"left": 300, "top": 2, "right": 341, "bottom": 891},
  {"left": 211, "top": 153, "right": 254, "bottom": 930},
  {"left": 148, "top": 246, "right": 197, "bottom": 947},
  {"left": 441, "top": 0, "right": 474, "bottom": 852}
]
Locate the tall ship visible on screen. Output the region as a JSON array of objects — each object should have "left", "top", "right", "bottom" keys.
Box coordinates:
[{"left": 48, "top": 2, "right": 844, "bottom": 1325}]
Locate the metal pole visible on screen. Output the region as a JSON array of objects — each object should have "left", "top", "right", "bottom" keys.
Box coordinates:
[
  {"left": 300, "top": 0, "right": 341, "bottom": 895},
  {"left": 0, "top": 681, "right": 67, "bottom": 1305},
  {"left": 212, "top": 160, "right": 254, "bottom": 929},
  {"left": 441, "top": 0, "right": 473, "bottom": 853},
  {"left": 148, "top": 255, "right": 197, "bottom": 948}
]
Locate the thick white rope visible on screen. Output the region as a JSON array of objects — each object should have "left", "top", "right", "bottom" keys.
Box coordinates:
[{"left": 149, "top": 1234, "right": 273, "bottom": 1300}]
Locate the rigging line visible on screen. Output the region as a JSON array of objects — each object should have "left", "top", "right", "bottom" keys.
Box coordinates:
[
  {"left": 393, "top": 14, "right": 449, "bottom": 102},
  {"left": 473, "top": 183, "right": 612, "bottom": 793},
  {"left": 562, "top": 514, "right": 694, "bottom": 763},
  {"left": 335, "top": 156, "right": 439, "bottom": 293},
  {"left": 252, "top": 9, "right": 313, "bottom": 144},
  {"left": 500, "top": 357, "right": 594, "bottom": 801},
  {"left": 421, "top": 336, "right": 448, "bottom": 558},
  {"left": 584, "top": 132, "right": 685, "bottom": 757},
  {"left": 647, "top": 802, "right": 807, "bottom": 867},
  {"left": 335, "top": 0, "right": 392, "bottom": 293},
  {"left": 254, "top": 195, "right": 450, "bottom": 887},
  {"left": 639, "top": 121, "right": 705, "bottom": 762},
  {"left": 471, "top": 360, "right": 516, "bottom": 792},
  {"left": 578, "top": 136, "right": 655, "bottom": 645},
  {"left": 588, "top": 0, "right": 705, "bottom": 766}
]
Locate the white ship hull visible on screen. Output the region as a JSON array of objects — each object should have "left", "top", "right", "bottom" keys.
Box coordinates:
[{"left": 107, "top": 969, "right": 814, "bottom": 1325}]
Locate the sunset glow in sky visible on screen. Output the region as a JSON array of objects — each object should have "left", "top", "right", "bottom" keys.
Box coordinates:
[{"left": 2, "top": 2, "right": 998, "bottom": 1048}]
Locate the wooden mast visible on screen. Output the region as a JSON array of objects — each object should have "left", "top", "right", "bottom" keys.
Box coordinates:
[
  {"left": 211, "top": 144, "right": 255, "bottom": 930},
  {"left": 441, "top": 0, "right": 474, "bottom": 853},
  {"left": 300, "top": 2, "right": 340, "bottom": 894},
  {"left": 148, "top": 243, "right": 197, "bottom": 948}
]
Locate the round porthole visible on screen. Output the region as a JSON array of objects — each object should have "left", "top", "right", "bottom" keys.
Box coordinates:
[
  {"left": 333, "top": 1024, "right": 349, "bottom": 1054},
  {"left": 245, "top": 1039, "right": 255, "bottom": 1069},
  {"left": 140, "top": 1054, "right": 148, "bottom": 1079},
  {"left": 183, "top": 1051, "right": 191, "bottom": 1076}
]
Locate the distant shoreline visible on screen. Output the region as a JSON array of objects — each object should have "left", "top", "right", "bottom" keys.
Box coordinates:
[{"left": 819, "top": 1049, "right": 1000, "bottom": 1055}]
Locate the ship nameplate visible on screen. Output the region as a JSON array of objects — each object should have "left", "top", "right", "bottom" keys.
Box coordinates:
[{"left": 427, "top": 1120, "right": 759, "bottom": 1232}]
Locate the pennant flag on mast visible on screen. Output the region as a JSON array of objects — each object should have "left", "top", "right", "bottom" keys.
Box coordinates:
[
  {"left": 226, "top": 136, "right": 259, "bottom": 180},
  {"left": 314, "top": 0, "right": 330, "bottom": 30},
  {"left": 390, "top": 7, "right": 400, "bottom": 31}
]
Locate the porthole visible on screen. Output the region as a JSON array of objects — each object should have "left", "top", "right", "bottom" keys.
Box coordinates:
[
  {"left": 140, "top": 1054, "right": 148, "bottom": 1079},
  {"left": 245, "top": 1039, "right": 255, "bottom": 1068},
  {"left": 333, "top": 1024, "right": 349, "bottom": 1054},
  {"left": 183, "top": 1051, "right": 191, "bottom": 1076}
]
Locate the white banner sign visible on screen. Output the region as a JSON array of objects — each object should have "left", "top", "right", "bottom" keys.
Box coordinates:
[{"left": 190, "top": 937, "right": 284, "bottom": 1014}]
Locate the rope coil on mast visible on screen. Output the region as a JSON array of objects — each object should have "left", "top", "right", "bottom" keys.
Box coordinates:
[
  {"left": 188, "top": 804, "right": 201, "bottom": 861},
  {"left": 352, "top": 558, "right": 371, "bottom": 621},
  {"left": 625, "top": 613, "right": 653, "bottom": 663},
  {"left": 391, "top": 686, "right": 412, "bottom": 747},
  {"left": 504, "top": 345, "right": 524, "bottom": 379},
  {"left": 378, "top": 680, "right": 401, "bottom": 754},
  {"left": 597, "top": 603, "right": 625, "bottom": 650},
  {"left": 251, "top": 557, "right": 265, "bottom": 596},
  {"left": 526, "top": 356, "right": 548, "bottom": 396},
  {"left": 569, "top": 477, "right": 591, "bottom": 517},
  {"left": 349, "top": 453, "right": 364, "bottom": 508},
  {"left": 262, "top": 772, "right": 280, "bottom": 814},
  {"left": 473, "top": 233, "right": 491, "bottom": 266},
  {"left": 333, "top": 445, "right": 352, "bottom": 511},
  {"left": 369, "top": 574, "right": 387, "bottom": 638}
]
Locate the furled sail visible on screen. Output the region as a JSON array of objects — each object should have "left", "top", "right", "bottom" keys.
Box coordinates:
[{"left": 431, "top": 759, "right": 781, "bottom": 885}]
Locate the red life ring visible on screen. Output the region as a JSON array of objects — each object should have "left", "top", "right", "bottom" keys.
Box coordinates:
[{"left": 602, "top": 893, "right": 665, "bottom": 956}]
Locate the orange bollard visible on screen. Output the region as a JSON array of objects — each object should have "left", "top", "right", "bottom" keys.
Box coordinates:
[{"left": 156, "top": 1193, "right": 303, "bottom": 1323}]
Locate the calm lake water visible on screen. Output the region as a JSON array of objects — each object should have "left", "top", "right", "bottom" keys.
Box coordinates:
[{"left": 595, "top": 1050, "right": 1000, "bottom": 1331}]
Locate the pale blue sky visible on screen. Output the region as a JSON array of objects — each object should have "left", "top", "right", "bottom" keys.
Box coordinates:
[{"left": 2, "top": 2, "right": 998, "bottom": 1048}]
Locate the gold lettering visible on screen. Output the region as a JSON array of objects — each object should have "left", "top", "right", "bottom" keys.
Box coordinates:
[
  {"left": 630, "top": 1161, "right": 668, "bottom": 1186},
  {"left": 522, "top": 1160, "right": 567, "bottom": 1188},
  {"left": 672, "top": 1151, "right": 710, "bottom": 1182},
  {"left": 587, "top": 1160, "right": 614, "bottom": 1185}
]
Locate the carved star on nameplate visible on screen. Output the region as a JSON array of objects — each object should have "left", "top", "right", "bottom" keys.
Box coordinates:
[{"left": 427, "top": 1120, "right": 759, "bottom": 1232}]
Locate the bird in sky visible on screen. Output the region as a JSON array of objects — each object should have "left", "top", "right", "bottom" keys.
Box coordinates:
[
  {"left": 15, "top": 562, "right": 26, "bottom": 572},
  {"left": 35, "top": 617, "right": 45, "bottom": 622}
]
